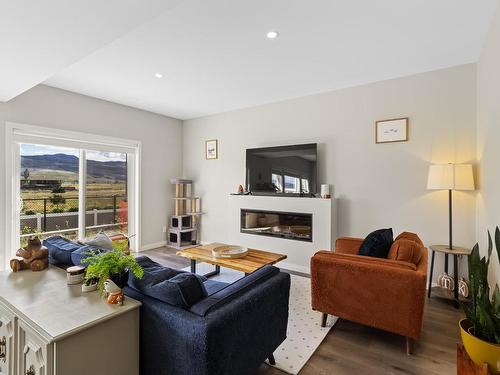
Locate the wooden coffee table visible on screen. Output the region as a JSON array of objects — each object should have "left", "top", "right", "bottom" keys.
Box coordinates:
[{"left": 176, "top": 243, "right": 287, "bottom": 277}]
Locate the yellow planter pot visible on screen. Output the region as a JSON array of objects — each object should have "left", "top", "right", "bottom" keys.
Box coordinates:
[{"left": 460, "top": 319, "right": 500, "bottom": 373}]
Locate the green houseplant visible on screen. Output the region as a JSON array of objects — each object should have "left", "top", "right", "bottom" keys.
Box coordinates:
[
  {"left": 460, "top": 226, "right": 500, "bottom": 372},
  {"left": 82, "top": 248, "right": 144, "bottom": 295}
]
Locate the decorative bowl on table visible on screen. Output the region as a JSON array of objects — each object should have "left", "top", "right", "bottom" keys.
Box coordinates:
[{"left": 212, "top": 245, "right": 248, "bottom": 259}]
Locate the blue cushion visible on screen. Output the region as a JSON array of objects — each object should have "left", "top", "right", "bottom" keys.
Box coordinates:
[
  {"left": 132, "top": 256, "right": 181, "bottom": 280},
  {"left": 128, "top": 256, "right": 207, "bottom": 309},
  {"left": 44, "top": 236, "right": 84, "bottom": 265},
  {"left": 203, "top": 279, "right": 229, "bottom": 296},
  {"left": 190, "top": 265, "right": 279, "bottom": 316},
  {"left": 71, "top": 246, "right": 107, "bottom": 266}
]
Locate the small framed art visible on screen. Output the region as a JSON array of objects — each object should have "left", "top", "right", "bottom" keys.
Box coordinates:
[
  {"left": 375, "top": 117, "right": 409, "bottom": 144},
  {"left": 205, "top": 139, "right": 218, "bottom": 159}
]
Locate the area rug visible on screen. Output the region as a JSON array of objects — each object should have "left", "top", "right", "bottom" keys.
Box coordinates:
[{"left": 184, "top": 263, "right": 338, "bottom": 375}]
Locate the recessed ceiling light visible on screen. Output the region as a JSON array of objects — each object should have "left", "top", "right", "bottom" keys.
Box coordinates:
[
  {"left": 155, "top": 73, "right": 163, "bottom": 78},
  {"left": 266, "top": 31, "right": 279, "bottom": 39}
]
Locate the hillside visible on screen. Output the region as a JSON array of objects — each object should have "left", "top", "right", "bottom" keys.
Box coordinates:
[{"left": 21, "top": 153, "right": 126, "bottom": 182}]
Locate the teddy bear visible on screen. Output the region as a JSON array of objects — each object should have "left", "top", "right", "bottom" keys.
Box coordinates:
[{"left": 10, "top": 236, "right": 49, "bottom": 272}]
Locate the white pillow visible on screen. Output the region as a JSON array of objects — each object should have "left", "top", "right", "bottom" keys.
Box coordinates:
[{"left": 85, "top": 232, "right": 113, "bottom": 251}]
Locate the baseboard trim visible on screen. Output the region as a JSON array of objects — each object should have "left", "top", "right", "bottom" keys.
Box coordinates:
[
  {"left": 139, "top": 241, "right": 167, "bottom": 252},
  {"left": 278, "top": 262, "right": 310, "bottom": 275}
]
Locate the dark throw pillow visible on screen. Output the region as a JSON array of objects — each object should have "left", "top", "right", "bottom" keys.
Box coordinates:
[
  {"left": 128, "top": 256, "right": 207, "bottom": 309},
  {"left": 358, "top": 228, "right": 393, "bottom": 258}
]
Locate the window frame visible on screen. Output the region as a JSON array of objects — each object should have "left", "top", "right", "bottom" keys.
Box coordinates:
[{"left": 3, "top": 122, "right": 142, "bottom": 270}]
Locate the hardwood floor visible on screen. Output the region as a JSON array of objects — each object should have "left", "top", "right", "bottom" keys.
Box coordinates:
[{"left": 142, "top": 246, "right": 463, "bottom": 375}]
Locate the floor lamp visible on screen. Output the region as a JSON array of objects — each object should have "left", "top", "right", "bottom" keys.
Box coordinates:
[{"left": 427, "top": 163, "right": 475, "bottom": 268}]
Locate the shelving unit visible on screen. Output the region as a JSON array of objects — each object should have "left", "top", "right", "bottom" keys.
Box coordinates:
[{"left": 168, "top": 179, "right": 203, "bottom": 249}]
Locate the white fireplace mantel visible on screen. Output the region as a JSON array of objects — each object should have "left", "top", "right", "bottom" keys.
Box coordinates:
[{"left": 228, "top": 195, "right": 338, "bottom": 274}]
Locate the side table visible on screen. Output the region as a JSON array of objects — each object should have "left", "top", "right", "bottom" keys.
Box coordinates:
[{"left": 427, "top": 244, "right": 471, "bottom": 308}]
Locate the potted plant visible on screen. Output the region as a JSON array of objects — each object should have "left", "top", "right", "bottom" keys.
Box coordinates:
[
  {"left": 81, "top": 277, "right": 99, "bottom": 293},
  {"left": 82, "top": 248, "right": 144, "bottom": 296},
  {"left": 460, "top": 226, "right": 500, "bottom": 372}
]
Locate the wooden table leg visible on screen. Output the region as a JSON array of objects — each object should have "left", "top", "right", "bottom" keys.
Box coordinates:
[{"left": 427, "top": 250, "right": 435, "bottom": 298}]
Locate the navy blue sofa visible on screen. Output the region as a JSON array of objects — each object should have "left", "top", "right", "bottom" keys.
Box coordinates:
[{"left": 124, "top": 257, "right": 291, "bottom": 375}]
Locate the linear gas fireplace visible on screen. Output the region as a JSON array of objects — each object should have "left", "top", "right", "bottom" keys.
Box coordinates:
[{"left": 240, "top": 209, "right": 312, "bottom": 242}]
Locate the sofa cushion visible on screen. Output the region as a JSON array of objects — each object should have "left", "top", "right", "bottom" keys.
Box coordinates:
[
  {"left": 44, "top": 236, "right": 84, "bottom": 265},
  {"left": 133, "top": 256, "right": 180, "bottom": 280},
  {"left": 387, "top": 238, "right": 422, "bottom": 265},
  {"left": 358, "top": 228, "right": 393, "bottom": 258},
  {"left": 190, "top": 265, "right": 280, "bottom": 317},
  {"left": 204, "top": 279, "right": 230, "bottom": 296},
  {"left": 70, "top": 246, "right": 107, "bottom": 266},
  {"left": 128, "top": 256, "right": 207, "bottom": 309}
]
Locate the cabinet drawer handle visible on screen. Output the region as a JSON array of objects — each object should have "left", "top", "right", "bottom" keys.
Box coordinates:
[
  {"left": 0, "top": 336, "right": 6, "bottom": 363},
  {"left": 26, "top": 365, "right": 35, "bottom": 375}
]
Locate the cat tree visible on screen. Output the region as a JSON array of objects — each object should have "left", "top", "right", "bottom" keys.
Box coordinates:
[{"left": 168, "top": 179, "right": 202, "bottom": 249}]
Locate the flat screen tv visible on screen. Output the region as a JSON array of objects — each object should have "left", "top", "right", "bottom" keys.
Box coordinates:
[{"left": 246, "top": 143, "right": 317, "bottom": 196}]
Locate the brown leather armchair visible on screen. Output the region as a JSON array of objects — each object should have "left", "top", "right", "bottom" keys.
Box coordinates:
[{"left": 311, "top": 232, "right": 428, "bottom": 354}]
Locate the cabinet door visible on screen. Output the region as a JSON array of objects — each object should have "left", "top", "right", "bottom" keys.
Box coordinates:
[
  {"left": 0, "top": 304, "right": 16, "bottom": 375},
  {"left": 17, "top": 321, "right": 51, "bottom": 375}
]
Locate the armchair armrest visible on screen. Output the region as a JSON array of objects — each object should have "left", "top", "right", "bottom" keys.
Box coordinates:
[
  {"left": 335, "top": 237, "right": 363, "bottom": 254},
  {"left": 316, "top": 251, "right": 417, "bottom": 271},
  {"left": 311, "top": 252, "right": 426, "bottom": 340}
]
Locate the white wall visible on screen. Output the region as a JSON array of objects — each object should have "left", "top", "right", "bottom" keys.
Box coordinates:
[
  {"left": 0, "top": 85, "right": 182, "bottom": 268},
  {"left": 477, "top": 0, "right": 500, "bottom": 282},
  {"left": 0, "top": 63, "right": 481, "bottom": 282},
  {"left": 183, "top": 64, "right": 477, "bottom": 280}
]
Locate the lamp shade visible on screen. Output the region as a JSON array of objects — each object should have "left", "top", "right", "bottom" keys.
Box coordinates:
[{"left": 427, "top": 164, "right": 474, "bottom": 191}]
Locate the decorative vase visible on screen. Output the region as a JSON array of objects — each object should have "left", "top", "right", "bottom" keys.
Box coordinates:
[
  {"left": 460, "top": 318, "right": 500, "bottom": 373},
  {"left": 82, "top": 281, "right": 98, "bottom": 293},
  {"left": 104, "top": 278, "right": 125, "bottom": 305}
]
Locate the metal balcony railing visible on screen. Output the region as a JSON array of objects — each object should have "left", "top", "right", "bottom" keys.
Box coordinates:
[{"left": 20, "top": 195, "right": 128, "bottom": 238}]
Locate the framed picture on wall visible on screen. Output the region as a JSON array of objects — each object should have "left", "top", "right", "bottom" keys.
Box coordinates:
[
  {"left": 205, "top": 139, "right": 218, "bottom": 159},
  {"left": 375, "top": 117, "right": 409, "bottom": 143}
]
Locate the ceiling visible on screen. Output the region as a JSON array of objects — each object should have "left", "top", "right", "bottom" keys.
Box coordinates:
[
  {"left": 0, "top": 0, "right": 183, "bottom": 101},
  {"left": 3, "top": 1, "right": 497, "bottom": 120}
]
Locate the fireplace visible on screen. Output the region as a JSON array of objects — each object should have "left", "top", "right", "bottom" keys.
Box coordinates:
[{"left": 240, "top": 209, "right": 312, "bottom": 242}]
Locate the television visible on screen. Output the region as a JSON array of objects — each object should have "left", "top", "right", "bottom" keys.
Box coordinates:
[{"left": 246, "top": 143, "right": 317, "bottom": 196}]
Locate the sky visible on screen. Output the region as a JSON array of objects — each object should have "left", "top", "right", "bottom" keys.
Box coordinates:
[{"left": 20, "top": 143, "right": 126, "bottom": 162}]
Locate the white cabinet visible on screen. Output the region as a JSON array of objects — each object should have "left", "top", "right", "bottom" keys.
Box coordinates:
[
  {"left": 0, "top": 304, "right": 16, "bottom": 375},
  {"left": 0, "top": 267, "right": 141, "bottom": 375},
  {"left": 17, "top": 321, "right": 51, "bottom": 375}
]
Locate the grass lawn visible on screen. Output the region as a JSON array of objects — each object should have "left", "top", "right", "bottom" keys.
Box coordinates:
[{"left": 21, "top": 182, "right": 127, "bottom": 214}]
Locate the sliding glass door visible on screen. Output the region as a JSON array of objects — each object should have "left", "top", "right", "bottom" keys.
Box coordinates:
[
  {"left": 13, "top": 135, "right": 137, "bottom": 251},
  {"left": 4, "top": 122, "right": 140, "bottom": 270},
  {"left": 85, "top": 150, "right": 128, "bottom": 238},
  {"left": 19, "top": 143, "right": 80, "bottom": 245}
]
